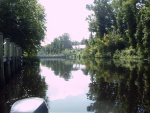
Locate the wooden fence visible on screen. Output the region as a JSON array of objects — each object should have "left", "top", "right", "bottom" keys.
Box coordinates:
[{"left": 0, "top": 32, "right": 22, "bottom": 85}]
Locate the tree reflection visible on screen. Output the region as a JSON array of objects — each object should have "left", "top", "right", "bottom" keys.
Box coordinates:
[
  {"left": 41, "top": 59, "right": 75, "bottom": 81},
  {"left": 84, "top": 59, "right": 150, "bottom": 113},
  {"left": 18, "top": 62, "right": 47, "bottom": 99},
  {"left": 0, "top": 59, "right": 48, "bottom": 113}
]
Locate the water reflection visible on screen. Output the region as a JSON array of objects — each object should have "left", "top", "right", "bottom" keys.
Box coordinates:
[
  {"left": 19, "top": 63, "right": 47, "bottom": 99},
  {"left": 1, "top": 58, "right": 149, "bottom": 113},
  {"left": 0, "top": 60, "right": 47, "bottom": 113},
  {"left": 84, "top": 59, "right": 150, "bottom": 113},
  {"left": 41, "top": 59, "right": 73, "bottom": 81},
  {"left": 40, "top": 59, "right": 93, "bottom": 112}
]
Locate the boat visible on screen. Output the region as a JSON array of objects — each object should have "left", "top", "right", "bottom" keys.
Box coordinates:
[{"left": 10, "top": 97, "right": 49, "bottom": 113}]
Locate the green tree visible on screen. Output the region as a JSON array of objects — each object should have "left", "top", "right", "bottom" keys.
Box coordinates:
[
  {"left": 87, "top": 0, "right": 116, "bottom": 38},
  {"left": 0, "top": 0, "right": 46, "bottom": 57},
  {"left": 60, "top": 33, "right": 72, "bottom": 50},
  {"left": 141, "top": 7, "right": 150, "bottom": 58},
  {"left": 40, "top": 33, "right": 72, "bottom": 55},
  {"left": 122, "top": 0, "right": 137, "bottom": 48},
  {"left": 84, "top": 0, "right": 150, "bottom": 59}
]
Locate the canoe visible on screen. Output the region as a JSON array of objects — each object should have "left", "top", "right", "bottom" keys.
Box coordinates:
[{"left": 10, "top": 97, "right": 49, "bottom": 113}]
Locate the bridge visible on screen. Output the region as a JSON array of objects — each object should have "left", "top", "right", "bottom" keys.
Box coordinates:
[
  {"left": 0, "top": 33, "right": 22, "bottom": 86},
  {"left": 38, "top": 53, "right": 77, "bottom": 59}
]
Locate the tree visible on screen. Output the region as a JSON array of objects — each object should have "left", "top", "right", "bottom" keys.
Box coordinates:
[
  {"left": 60, "top": 33, "right": 72, "bottom": 50},
  {"left": 0, "top": 0, "right": 46, "bottom": 57},
  {"left": 141, "top": 7, "right": 150, "bottom": 58},
  {"left": 80, "top": 38, "right": 86, "bottom": 44},
  {"left": 122, "top": 0, "right": 137, "bottom": 48},
  {"left": 40, "top": 33, "right": 72, "bottom": 55},
  {"left": 84, "top": 0, "right": 150, "bottom": 59},
  {"left": 87, "top": 0, "right": 116, "bottom": 38}
]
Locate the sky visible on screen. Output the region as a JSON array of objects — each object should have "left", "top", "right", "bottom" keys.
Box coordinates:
[
  {"left": 38, "top": 0, "right": 93, "bottom": 45},
  {"left": 40, "top": 64, "right": 93, "bottom": 112}
]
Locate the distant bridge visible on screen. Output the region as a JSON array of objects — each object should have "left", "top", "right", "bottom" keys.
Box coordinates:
[{"left": 38, "top": 53, "right": 77, "bottom": 59}]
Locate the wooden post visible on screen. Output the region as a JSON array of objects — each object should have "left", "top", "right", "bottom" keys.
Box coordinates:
[
  {"left": 0, "top": 33, "right": 5, "bottom": 86},
  {"left": 0, "top": 33, "right": 3, "bottom": 61},
  {"left": 17, "top": 46, "right": 19, "bottom": 69},
  {"left": 18, "top": 47, "right": 22, "bottom": 67},
  {"left": 10, "top": 42, "right": 14, "bottom": 57},
  {"left": 10, "top": 42, "right": 15, "bottom": 74},
  {"left": 20, "top": 48, "right": 23, "bottom": 66},
  {"left": 14, "top": 44, "right": 17, "bottom": 72},
  {"left": 4, "top": 38, "right": 11, "bottom": 82},
  {"left": 15, "top": 45, "right": 19, "bottom": 71}
]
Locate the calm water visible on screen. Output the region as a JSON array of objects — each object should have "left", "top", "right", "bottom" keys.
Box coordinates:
[
  {"left": 0, "top": 58, "right": 150, "bottom": 113},
  {"left": 40, "top": 59, "right": 94, "bottom": 113}
]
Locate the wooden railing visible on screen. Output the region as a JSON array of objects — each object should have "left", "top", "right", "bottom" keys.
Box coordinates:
[{"left": 0, "top": 32, "right": 22, "bottom": 85}]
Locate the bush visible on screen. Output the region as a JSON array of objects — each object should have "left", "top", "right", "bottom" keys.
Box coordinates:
[
  {"left": 95, "top": 51, "right": 101, "bottom": 58},
  {"left": 113, "top": 48, "right": 143, "bottom": 59}
]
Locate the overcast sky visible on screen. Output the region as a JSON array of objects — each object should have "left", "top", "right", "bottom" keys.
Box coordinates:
[{"left": 38, "top": 0, "right": 93, "bottom": 45}]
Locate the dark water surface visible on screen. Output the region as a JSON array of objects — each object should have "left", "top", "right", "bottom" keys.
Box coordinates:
[{"left": 0, "top": 58, "right": 150, "bottom": 113}]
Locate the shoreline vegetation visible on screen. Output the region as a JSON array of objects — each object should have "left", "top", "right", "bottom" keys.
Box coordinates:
[
  {"left": 81, "top": 0, "right": 150, "bottom": 60},
  {"left": 39, "top": 0, "right": 150, "bottom": 61},
  {"left": 0, "top": 0, "right": 150, "bottom": 61},
  {"left": 37, "top": 48, "right": 149, "bottom": 61}
]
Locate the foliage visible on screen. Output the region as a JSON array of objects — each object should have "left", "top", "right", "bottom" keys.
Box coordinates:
[
  {"left": 39, "top": 33, "right": 87, "bottom": 56},
  {"left": 0, "top": 0, "right": 46, "bottom": 57},
  {"left": 83, "top": 32, "right": 126, "bottom": 58},
  {"left": 40, "top": 33, "right": 72, "bottom": 55},
  {"left": 113, "top": 48, "right": 143, "bottom": 59},
  {"left": 84, "top": 0, "right": 150, "bottom": 59}
]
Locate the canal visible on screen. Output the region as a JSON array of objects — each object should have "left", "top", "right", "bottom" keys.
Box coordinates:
[{"left": 0, "top": 58, "right": 150, "bottom": 113}]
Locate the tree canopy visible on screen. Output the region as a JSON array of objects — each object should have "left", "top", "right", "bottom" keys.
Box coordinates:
[
  {"left": 0, "top": 0, "right": 46, "bottom": 56},
  {"left": 40, "top": 33, "right": 72, "bottom": 55},
  {"left": 84, "top": 0, "right": 150, "bottom": 59},
  {"left": 39, "top": 33, "right": 87, "bottom": 55}
]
